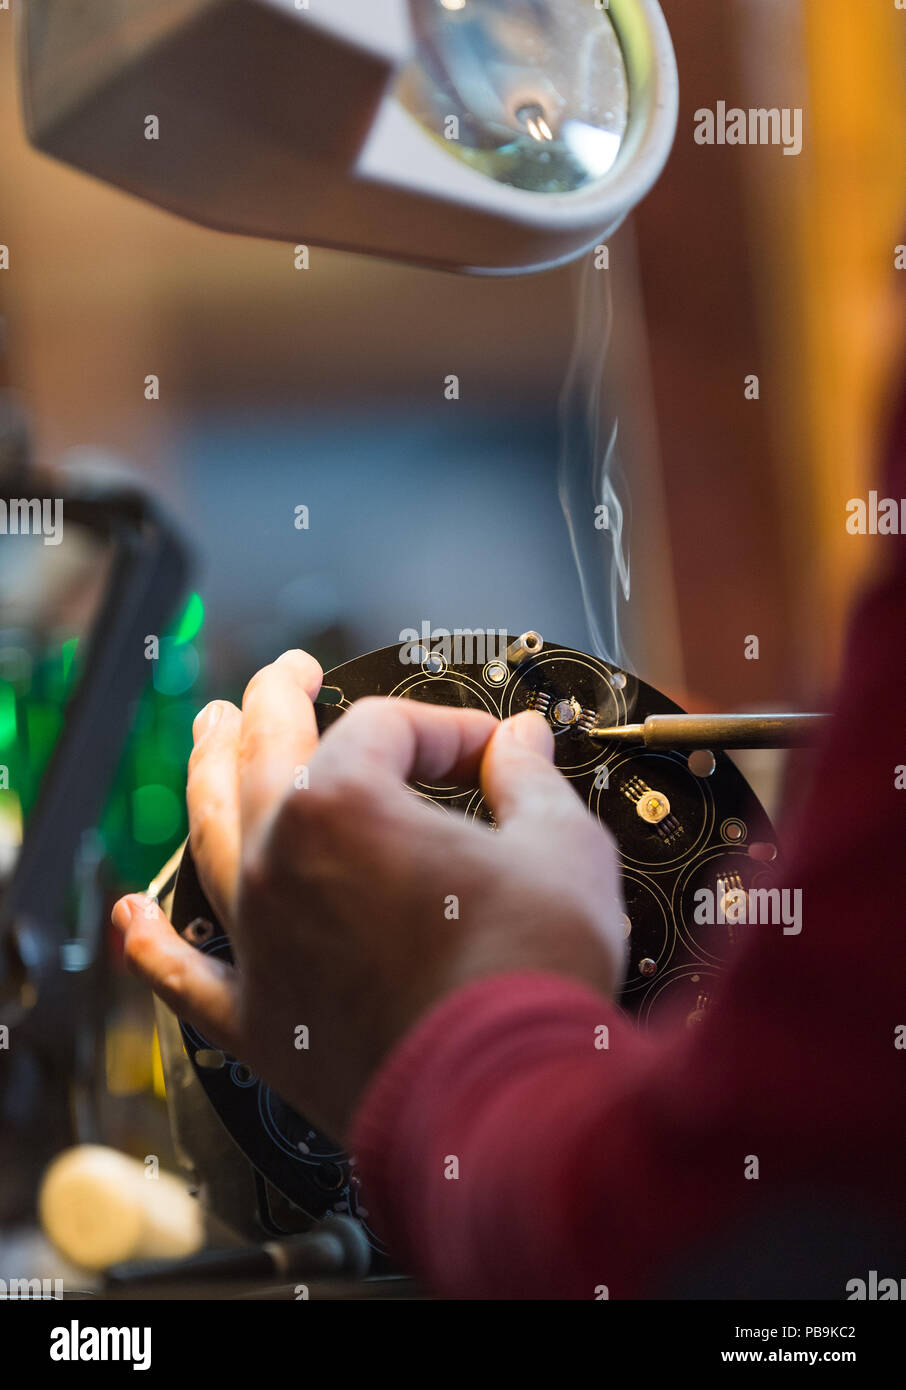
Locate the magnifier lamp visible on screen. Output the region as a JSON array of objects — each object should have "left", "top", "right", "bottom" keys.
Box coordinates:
[{"left": 17, "top": 0, "right": 678, "bottom": 273}]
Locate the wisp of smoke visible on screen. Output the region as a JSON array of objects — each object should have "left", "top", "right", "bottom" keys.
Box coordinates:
[{"left": 557, "top": 251, "right": 632, "bottom": 671}]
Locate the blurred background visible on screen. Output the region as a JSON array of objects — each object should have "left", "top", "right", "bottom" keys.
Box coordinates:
[{"left": 0, "top": 0, "right": 905, "bottom": 1282}]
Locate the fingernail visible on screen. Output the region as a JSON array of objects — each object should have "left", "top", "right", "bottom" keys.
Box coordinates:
[
  {"left": 274, "top": 649, "right": 322, "bottom": 695},
  {"left": 112, "top": 896, "right": 133, "bottom": 929},
  {"left": 193, "top": 701, "right": 222, "bottom": 740},
  {"left": 502, "top": 711, "right": 554, "bottom": 754},
  {"left": 274, "top": 649, "right": 310, "bottom": 677}
]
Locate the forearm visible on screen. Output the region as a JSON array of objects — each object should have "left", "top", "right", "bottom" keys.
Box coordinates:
[
  {"left": 350, "top": 971, "right": 662, "bottom": 1298},
  {"left": 351, "top": 381, "right": 906, "bottom": 1298}
]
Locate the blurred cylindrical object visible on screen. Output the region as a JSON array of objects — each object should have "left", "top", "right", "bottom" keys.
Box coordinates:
[{"left": 38, "top": 1144, "right": 204, "bottom": 1271}]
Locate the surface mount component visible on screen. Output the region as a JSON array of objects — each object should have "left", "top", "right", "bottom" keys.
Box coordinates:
[{"left": 158, "top": 636, "right": 780, "bottom": 1258}]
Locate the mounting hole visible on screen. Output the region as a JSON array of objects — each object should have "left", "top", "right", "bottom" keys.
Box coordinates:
[
  {"left": 483, "top": 661, "right": 509, "bottom": 686},
  {"left": 687, "top": 749, "right": 716, "bottom": 778},
  {"left": 610, "top": 671, "right": 627, "bottom": 690},
  {"left": 722, "top": 819, "right": 746, "bottom": 842},
  {"left": 183, "top": 916, "right": 214, "bottom": 946},
  {"left": 314, "top": 1163, "right": 345, "bottom": 1191}
]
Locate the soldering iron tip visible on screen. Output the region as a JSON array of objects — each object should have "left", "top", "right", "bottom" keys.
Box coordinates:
[{"left": 588, "top": 723, "right": 644, "bottom": 742}]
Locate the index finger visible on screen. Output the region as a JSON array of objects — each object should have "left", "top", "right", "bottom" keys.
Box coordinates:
[
  {"left": 312, "top": 696, "right": 498, "bottom": 799},
  {"left": 239, "top": 649, "right": 323, "bottom": 859}
]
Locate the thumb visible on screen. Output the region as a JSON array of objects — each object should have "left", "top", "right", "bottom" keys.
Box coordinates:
[{"left": 481, "top": 711, "right": 583, "bottom": 830}]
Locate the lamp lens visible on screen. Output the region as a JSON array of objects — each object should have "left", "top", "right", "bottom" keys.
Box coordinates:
[{"left": 396, "top": 0, "right": 630, "bottom": 193}]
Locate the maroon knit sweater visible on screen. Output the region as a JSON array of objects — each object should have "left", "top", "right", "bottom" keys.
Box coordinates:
[{"left": 350, "top": 383, "right": 906, "bottom": 1299}]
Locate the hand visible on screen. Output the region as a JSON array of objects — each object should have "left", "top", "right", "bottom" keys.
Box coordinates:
[{"left": 113, "top": 649, "right": 625, "bottom": 1140}]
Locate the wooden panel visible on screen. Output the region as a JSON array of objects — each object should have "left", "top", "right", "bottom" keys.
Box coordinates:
[{"left": 635, "top": 0, "right": 906, "bottom": 707}]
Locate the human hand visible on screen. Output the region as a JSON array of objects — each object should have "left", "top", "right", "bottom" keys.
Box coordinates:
[{"left": 113, "top": 650, "right": 625, "bottom": 1140}]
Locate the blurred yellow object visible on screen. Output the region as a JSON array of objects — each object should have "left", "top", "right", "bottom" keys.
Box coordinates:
[
  {"left": 104, "top": 1016, "right": 155, "bottom": 1097},
  {"left": 39, "top": 1144, "right": 204, "bottom": 1272},
  {"left": 0, "top": 789, "right": 23, "bottom": 879},
  {"left": 151, "top": 1026, "right": 167, "bottom": 1100},
  {"left": 757, "top": 0, "right": 906, "bottom": 690}
]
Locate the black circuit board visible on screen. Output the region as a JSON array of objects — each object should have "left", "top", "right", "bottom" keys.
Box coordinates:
[{"left": 171, "top": 638, "right": 780, "bottom": 1251}]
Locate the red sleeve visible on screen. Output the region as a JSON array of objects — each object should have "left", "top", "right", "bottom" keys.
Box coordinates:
[{"left": 349, "top": 383, "right": 906, "bottom": 1300}]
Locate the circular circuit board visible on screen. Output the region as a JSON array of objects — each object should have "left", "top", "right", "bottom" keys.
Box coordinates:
[{"left": 169, "top": 637, "right": 780, "bottom": 1254}]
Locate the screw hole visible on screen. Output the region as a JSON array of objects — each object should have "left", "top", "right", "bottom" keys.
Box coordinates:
[
  {"left": 314, "top": 1163, "right": 345, "bottom": 1191},
  {"left": 316, "top": 685, "right": 344, "bottom": 706},
  {"left": 183, "top": 916, "right": 214, "bottom": 945},
  {"left": 687, "top": 749, "right": 716, "bottom": 778}
]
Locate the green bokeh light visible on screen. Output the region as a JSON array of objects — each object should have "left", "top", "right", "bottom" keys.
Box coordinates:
[
  {"left": 5, "top": 587, "right": 205, "bottom": 885},
  {"left": 132, "top": 783, "right": 182, "bottom": 845},
  {"left": 153, "top": 638, "right": 200, "bottom": 696},
  {"left": 0, "top": 682, "right": 16, "bottom": 750},
  {"left": 174, "top": 592, "right": 204, "bottom": 646},
  {"left": 61, "top": 637, "right": 79, "bottom": 686},
  {"left": 27, "top": 704, "right": 62, "bottom": 766}
]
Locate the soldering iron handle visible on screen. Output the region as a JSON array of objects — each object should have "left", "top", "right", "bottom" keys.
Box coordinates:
[{"left": 641, "top": 713, "right": 829, "bottom": 749}]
